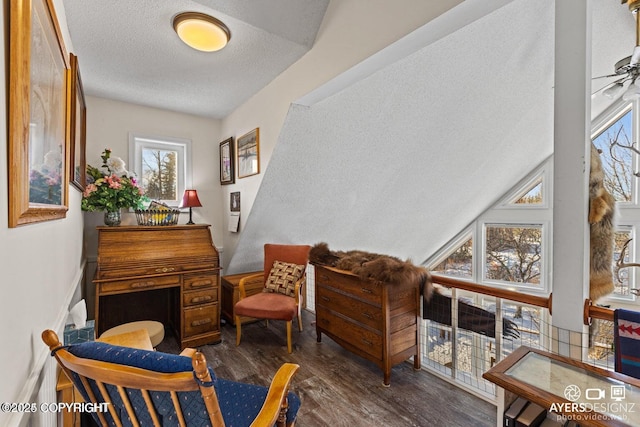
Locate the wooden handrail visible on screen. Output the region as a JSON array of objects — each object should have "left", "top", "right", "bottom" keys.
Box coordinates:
[
  {"left": 583, "top": 298, "right": 614, "bottom": 324},
  {"left": 431, "top": 274, "right": 552, "bottom": 311},
  {"left": 431, "top": 275, "right": 616, "bottom": 325}
]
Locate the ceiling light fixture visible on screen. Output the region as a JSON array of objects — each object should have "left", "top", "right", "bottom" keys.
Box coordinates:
[{"left": 173, "top": 12, "right": 231, "bottom": 52}]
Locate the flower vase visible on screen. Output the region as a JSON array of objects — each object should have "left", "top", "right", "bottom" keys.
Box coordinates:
[{"left": 104, "top": 210, "right": 121, "bottom": 226}]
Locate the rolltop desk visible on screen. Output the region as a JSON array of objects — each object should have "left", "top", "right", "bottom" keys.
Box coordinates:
[{"left": 93, "top": 225, "right": 221, "bottom": 349}]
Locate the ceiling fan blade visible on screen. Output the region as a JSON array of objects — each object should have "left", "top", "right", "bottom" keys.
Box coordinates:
[
  {"left": 592, "top": 77, "right": 627, "bottom": 96},
  {"left": 592, "top": 73, "right": 623, "bottom": 80}
]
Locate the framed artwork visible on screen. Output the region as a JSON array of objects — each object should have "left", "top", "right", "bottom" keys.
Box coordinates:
[
  {"left": 219, "top": 137, "right": 235, "bottom": 185},
  {"left": 230, "top": 191, "right": 240, "bottom": 212},
  {"left": 8, "top": 0, "right": 70, "bottom": 227},
  {"left": 237, "top": 128, "right": 260, "bottom": 178},
  {"left": 69, "top": 54, "right": 87, "bottom": 191}
]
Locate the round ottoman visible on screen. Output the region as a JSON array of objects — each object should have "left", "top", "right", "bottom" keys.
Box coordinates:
[{"left": 100, "top": 320, "right": 165, "bottom": 347}]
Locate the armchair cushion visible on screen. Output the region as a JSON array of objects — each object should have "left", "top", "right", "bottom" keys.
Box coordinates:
[
  {"left": 235, "top": 292, "right": 298, "bottom": 320},
  {"left": 264, "top": 260, "right": 305, "bottom": 297}
]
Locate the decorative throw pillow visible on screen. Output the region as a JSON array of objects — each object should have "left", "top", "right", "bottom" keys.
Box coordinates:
[{"left": 264, "top": 260, "right": 305, "bottom": 297}]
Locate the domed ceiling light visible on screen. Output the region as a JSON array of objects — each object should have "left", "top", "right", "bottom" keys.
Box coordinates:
[{"left": 173, "top": 12, "right": 231, "bottom": 52}]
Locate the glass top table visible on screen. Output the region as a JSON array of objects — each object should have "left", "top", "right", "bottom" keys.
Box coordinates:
[{"left": 484, "top": 346, "right": 640, "bottom": 427}]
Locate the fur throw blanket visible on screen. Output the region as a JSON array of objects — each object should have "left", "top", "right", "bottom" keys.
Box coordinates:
[{"left": 309, "top": 243, "right": 432, "bottom": 299}]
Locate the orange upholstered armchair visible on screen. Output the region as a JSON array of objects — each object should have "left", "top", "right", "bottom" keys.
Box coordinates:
[{"left": 235, "top": 244, "right": 311, "bottom": 353}]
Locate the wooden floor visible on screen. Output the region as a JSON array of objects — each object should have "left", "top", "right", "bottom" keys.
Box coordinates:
[{"left": 157, "top": 310, "right": 497, "bottom": 427}]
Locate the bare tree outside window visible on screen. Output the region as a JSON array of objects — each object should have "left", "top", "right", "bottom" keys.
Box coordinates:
[
  {"left": 432, "top": 238, "right": 473, "bottom": 278},
  {"left": 485, "top": 225, "right": 542, "bottom": 286},
  {"left": 142, "top": 149, "right": 178, "bottom": 202},
  {"left": 592, "top": 109, "right": 633, "bottom": 202},
  {"left": 514, "top": 179, "right": 543, "bottom": 205}
]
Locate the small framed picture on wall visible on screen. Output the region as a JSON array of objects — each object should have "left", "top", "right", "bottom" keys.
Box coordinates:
[
  {"left": 219, "top": 137, "right": 235, "bottom": 185},
  {"left": 237, "top": 128, "right": 260, "bottom": 178},
  {"left": 230, "top": 191, "right": 240, "bottom": 212}
]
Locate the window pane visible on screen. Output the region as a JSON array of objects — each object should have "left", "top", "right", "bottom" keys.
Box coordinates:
[
  {"left": 432, "top": 237, "right": 473, "bottom": 278},
  {"left": 141, "top": 148, "right": 178, "bottom": 202},
  {"left": 613, "top": 230, "right": 633, "bottom": 296},
  {"left": 592, "top": 109, "right": 633, "bottom": 202},
  {"left": 513, "top": 178, "right": 542, "bottom": 205},
  {"left": 485, "top": 225, "right": 542, "bottom": 286}
]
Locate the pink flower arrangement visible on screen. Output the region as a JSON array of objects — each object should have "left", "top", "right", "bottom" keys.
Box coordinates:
[{"left": 81, "top": 148, "right": 146, "bottom": 212}]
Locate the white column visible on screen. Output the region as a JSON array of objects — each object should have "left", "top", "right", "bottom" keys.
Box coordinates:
[{"left": 552, "top": 0, "right": 591, "bottom": 354}]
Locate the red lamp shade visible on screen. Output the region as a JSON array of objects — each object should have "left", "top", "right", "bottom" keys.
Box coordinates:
[
  {"left": 179, "top": 189, "right": 202, "bottom": 208},
  {"left": 179, "top": 190, "right": 202, "bottom": 224}
]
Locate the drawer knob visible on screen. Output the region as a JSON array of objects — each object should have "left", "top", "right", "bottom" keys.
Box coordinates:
[
  {"left": 319, "top": 275, "right": 329, "bottom": 281},
  {"left": 130, "top": 281, "right": 155, "bottom": 288},
  {"left": 191, "top": 295, "right": 213, "bottom": 303},
  {"left": 361, "top": 288, "right": 373, "bottom": 294},
  {"left": 362, "top": 312, "right": 373, "bottom": 319},
  {"left": 189, "top": 280, "right": 212, "bottom": 288},
  {"left": 321, "top": 296, "right": 330, "bottom": 302},
  {"left": 191, "top": 318, "right": 212, "bottom": 327},
  {"left": 155, "top": 267, "right": 176, "bottom": 273},
  {"left": 361, "top": 338, "right": 373, "bottom": 347}
]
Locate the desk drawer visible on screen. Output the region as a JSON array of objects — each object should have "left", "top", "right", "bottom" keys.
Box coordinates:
[
  {"left": 183, "top": 288, "right": 218, "bottom": 307},
  {"left": 184, "top": 273, "right": 217, "bottom": 291},
  {"left": 184, "top": 304, "right": 218, "bottom": 337},
  {"left": 99, "top": 275, "right": 180, "bottom": 294}
]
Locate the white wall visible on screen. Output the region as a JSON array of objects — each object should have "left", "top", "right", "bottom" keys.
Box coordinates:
[
  {"left": 82, "top": 96, "right": 224, "bottom": 316},
  {"left": 0, "top": 1, "right": 85, "bottom": 424},
  {"left": 219, "top": 0, "right": 464, "bottom": 269},
  {"left": 223, "top": 0, "right": 554, "bottom": 273},
  {"left": 223, "top": 0, "right": 634, "bottom": 274},
  {"left": 83, "top": 96, "right": 223, "bottom": 238}
]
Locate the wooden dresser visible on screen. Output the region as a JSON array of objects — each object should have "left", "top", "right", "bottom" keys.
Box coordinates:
[
  {"left": 314, "top": 264, "right": 421, "bottom": 386},
  {"left": 94, "top": 225, "right": 221, "bottom": 349}
]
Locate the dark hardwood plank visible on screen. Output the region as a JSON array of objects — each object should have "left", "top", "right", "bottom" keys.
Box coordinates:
[{"left": 157, "top": 310, "right": 497, "bottom": 427}]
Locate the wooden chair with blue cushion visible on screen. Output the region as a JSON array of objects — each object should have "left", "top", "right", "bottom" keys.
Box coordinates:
[
  {"left": 234, "top": 244, "right": 311, "bottom": 354},
  {"left": 42, "top": 329, "right": 300, "bottom": 427}
]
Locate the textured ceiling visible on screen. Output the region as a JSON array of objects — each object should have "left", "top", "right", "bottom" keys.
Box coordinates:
[{"left": 61, "top": 0, "right": 329, "bottom": 118}]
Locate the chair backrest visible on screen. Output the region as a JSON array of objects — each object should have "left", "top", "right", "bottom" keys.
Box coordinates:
[
  {"left": 42, "top": 330, "right": 300, "bottom": 427},
  {"left": 262, "top": 244, "right": 311, "bottom": 284}
]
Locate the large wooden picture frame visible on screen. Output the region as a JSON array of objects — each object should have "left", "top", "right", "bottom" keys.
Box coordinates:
[
  {"left": 69, "top": 54, "right": 87, "bottom": 191},
  {"left": 8, "top": 0, "right": 70, "bottom": 227},
  {"left": 219, "top": 137, "right": 235, "bottom": 185},
  {"left": 237, "top": 128, "right": 260, "bottom": 179}
]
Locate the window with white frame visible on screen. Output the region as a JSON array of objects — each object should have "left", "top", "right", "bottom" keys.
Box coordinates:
[
  {"left": 128, "top": 134, "right": 192, "bottom": 207},
  {"left": 426, "top": 162, "right": 552, "bottom": 294},
  {"left": 591, "top": 99, "right": 637, "bottom": 302}
]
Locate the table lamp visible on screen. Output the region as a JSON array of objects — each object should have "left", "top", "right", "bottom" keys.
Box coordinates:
[{"left": 179, "top": 189, "right": 202, "bottom": 225}]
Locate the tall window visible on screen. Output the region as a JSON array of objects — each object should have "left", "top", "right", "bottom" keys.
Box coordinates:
[
  {"left": 129, "top": 134, "right": 191, "bottom": 206},
  {"left": 591, "top": 101, "right": 637, "bottom": 301}
]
